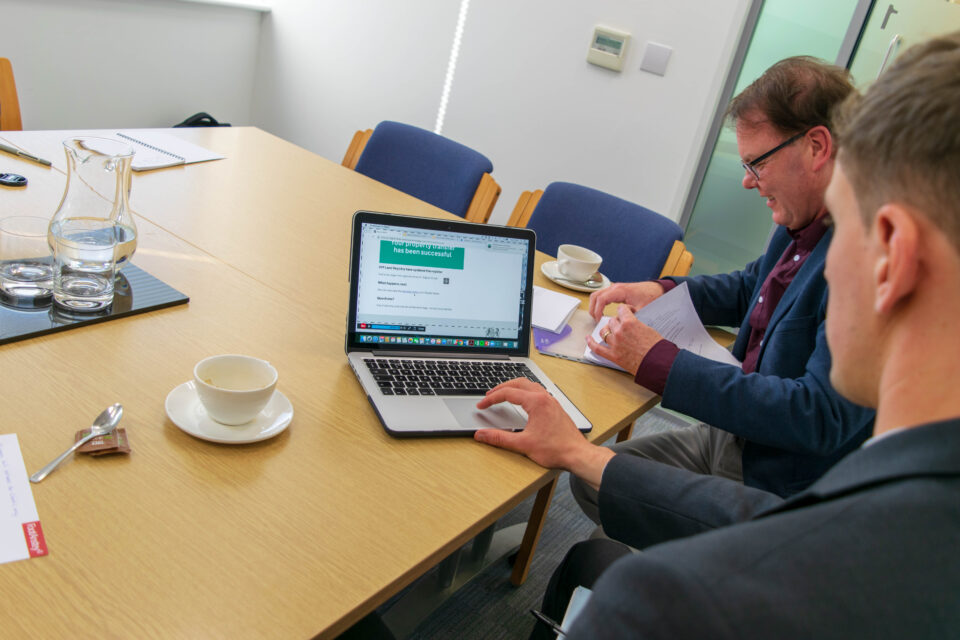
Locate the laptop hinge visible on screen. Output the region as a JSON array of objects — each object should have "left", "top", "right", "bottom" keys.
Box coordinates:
[{"left": 371, "top": 350, "right": 511, "bottom": 360}]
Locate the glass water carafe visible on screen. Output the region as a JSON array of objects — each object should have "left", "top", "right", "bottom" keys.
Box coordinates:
[{"left": 49, "top": 137, "right": 138, "bottom": 269}]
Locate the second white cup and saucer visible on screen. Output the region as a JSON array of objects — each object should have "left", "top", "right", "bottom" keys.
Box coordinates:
[
  {"left": 165, "top": 354, "right": 294, "bottom": 444},
  {"left": 541, "top": 244, "right": 611, "bottom": 292}
]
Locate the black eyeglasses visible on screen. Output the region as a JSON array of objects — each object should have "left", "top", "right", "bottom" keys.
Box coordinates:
[{"left": 741, "top": 129, "right": 808, "bottom": 182}]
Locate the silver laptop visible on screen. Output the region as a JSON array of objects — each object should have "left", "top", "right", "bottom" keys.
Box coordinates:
[{"left": 346, "top": 211, "right": 592, "bottom": 437}]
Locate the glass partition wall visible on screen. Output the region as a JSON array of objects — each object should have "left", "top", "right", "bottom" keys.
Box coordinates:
[
  {"left": 679, "top": 0, "right": 861, "bottom": 277},
  {"left": 682, "top": 0, "right": 960, "bottom": 278}
]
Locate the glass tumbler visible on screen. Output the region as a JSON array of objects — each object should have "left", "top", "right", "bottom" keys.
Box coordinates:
[
  {"left": 51, "top": 218, "right": 118, "bottom": 312},
  {"left": 0, "top": 215, "right": 55, "bottom": 308}
]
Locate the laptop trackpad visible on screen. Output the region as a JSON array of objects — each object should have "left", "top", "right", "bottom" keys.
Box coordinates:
[{"left": 443, "top": 398, "right": 528, "bottom": 430}]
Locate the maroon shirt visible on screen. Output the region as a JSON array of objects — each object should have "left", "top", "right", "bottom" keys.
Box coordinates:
[{"left": 633, "top": 214, "right": 830, "bottom": 394}]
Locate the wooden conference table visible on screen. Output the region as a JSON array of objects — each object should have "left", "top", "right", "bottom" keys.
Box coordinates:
[{"left": 0, "top": 127, "right": 658, "bottom": 638}]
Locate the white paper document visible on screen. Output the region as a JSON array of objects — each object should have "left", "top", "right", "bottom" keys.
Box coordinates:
[
  {"left": 585, "top": 282, "right": 740, "bottom": 371},
  {"left": 561, "top": 585, "right": 593, "bottom": 632},
  {"left": 532, "top": 285, "right": 580, "bottom": 334},
  {"left": 0, "top": 434, "right": 48, "bottom": 565}
]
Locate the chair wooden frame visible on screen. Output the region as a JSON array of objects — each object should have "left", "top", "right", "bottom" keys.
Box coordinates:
[
  {"left": 0, "top": 57, "right": 23, "bottom": 131},
  {"left": 506, "top": 188, "right": 694, "bottom": 585},
  {"left": 341, "top": 128, "right": 372, "bottom": 170},
  {"left": 341, "top": 127, "right": 502, "bottom": 224}
]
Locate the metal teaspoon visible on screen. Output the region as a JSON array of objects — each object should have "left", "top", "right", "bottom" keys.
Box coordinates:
[{"left": 30, "top": 403, "right": 123, "bottom": 483}]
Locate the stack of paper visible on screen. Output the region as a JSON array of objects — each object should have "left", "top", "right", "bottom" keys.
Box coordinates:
[
  {"left": 532, "top": 286, "right": 580, "bottom": 333},
  {"left": 585, "top": 282, "right": 740, "bottom": 370}
]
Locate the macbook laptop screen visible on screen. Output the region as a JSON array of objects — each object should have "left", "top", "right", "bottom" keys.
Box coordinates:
[{"left": 347, "top": 212, "right": 535, "bottom": 356}]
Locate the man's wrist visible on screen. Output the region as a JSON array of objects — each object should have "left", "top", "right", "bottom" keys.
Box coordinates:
[
  {"left": 565, "top": 444, "right": 616, "bottom": 491},
  {"left": 634, "top": 339, "right": 680, "bottom": 394}
]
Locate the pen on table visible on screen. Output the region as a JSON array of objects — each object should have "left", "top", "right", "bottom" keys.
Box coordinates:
[
  {"left": 0, "top": 142, "right": 52, "bottom": 167},
  {"left": 530, "top": 609, "right": 566, "bottom": 637}
]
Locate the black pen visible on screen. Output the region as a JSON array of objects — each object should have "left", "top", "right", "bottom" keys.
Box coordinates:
[
  {"left": 530, "top": 609, "right": 566, "bottom": 637},
  {"left": 0, "top": 142, "right": 52, "bottom": 167}
]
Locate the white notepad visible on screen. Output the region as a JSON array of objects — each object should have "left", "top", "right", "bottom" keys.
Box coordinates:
[
  {"left": 115, "top": 131, "right": 225, "bottom": 171},
  {"left": 532, "top": 285, "right": 580, "bottom": 333}
]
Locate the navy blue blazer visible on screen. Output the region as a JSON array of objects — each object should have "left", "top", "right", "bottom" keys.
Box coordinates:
[
  {"left": 582, "top": 420, "right": 960, "bottom": 639},
  {"left": 663, "top": 225, "right": 874, "bottom": 496}
]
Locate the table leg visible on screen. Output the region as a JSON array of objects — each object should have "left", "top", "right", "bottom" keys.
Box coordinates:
[{"left": 510, "top": 477, "right": 558, "bottom": 586}]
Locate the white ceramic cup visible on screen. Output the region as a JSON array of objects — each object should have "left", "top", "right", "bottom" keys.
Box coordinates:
[
  {"left": 193, "top": 355, "right": 278, "bottom": 425},
  {"left": 557, "top": 244, "right": 602, "bottom": 282}
]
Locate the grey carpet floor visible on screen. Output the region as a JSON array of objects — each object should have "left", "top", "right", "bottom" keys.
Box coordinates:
[{"left": 386, "top": 406, "right": 695, "bottom": 639}]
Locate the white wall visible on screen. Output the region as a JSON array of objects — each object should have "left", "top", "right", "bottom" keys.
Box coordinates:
[
  {"left": 251, "top": 1, "right": 462, "bottom": 167},
  {"left": 0, "top": 0, "right": 263, "bottom": 129},
  {"left": 252, "top": 0, "right": 751, "bottom": 224},
  {"left": 2, "top": 0, "right": 752, "bottom": 226},
  {"left": 445, "top": 0, "right": 750, "bottom": 223}
]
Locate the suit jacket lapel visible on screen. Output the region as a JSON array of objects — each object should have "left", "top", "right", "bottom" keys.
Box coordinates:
[
  {"left": 767, "top": 227, "right": 832, "bottom": 331},
  {"left": 738, "top": 227, "right": 832, "bottom": 365}
]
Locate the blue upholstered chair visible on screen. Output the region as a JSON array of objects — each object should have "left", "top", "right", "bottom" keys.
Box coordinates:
[
  {"left": 508, "top": 181, "right": 691, "bottom": 282},
  {"left": 342, "top": 121, "right": 501, "bottom": 223},
  {"left": 502, "top": 182, "right": 693, "bottom": 587}
]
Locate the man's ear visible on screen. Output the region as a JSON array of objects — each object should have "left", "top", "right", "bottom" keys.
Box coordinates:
[
  {"left": 807, "top": 125, "right": 833, "bottom": 172},
  {"left": 873, "top": 203, "right": 920, "bottom": 314}
]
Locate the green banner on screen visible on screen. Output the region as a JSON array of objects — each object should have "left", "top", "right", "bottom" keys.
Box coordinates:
[{"left": 380, "top": 241, "right": 464, "bottom": 269}]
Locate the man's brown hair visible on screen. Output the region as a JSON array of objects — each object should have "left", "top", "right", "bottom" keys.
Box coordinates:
[
  {"left": 727, "top": 56, "right": 855, "bottom": 136},
  {"left": 834, "top": 31, "right": 960, "bottom": 246}
]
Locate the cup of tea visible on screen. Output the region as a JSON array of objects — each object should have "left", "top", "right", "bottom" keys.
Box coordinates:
[
  {"left": 557, "top": 244, "right": 602, "bottom": 282},
  {"left": 194, "top": 355, "right": 278, "bottom": 425}
]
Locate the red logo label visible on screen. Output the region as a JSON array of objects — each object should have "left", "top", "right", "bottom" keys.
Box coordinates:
[{"left": 22, "top": 521, "right": 48, "bottom": 558}]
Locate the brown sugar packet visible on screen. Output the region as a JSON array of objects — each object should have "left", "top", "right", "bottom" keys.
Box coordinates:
[
  {"left": 74, "top": 427, "right": 130, "bottom": 455},
  {"left": 90, "top": 429, "right": 130, "bottom": 457}
]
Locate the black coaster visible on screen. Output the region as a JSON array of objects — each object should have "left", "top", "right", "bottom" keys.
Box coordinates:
[{"left": 0, "top": 263, "right": 189, "bottom": 346}]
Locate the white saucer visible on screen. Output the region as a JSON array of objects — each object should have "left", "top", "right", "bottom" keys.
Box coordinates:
[
  {"left": 165, "top": 381, "right": 293, "bottom": 444},
  {"left": 541, "top": 261, "right": 611, "bottom": 292}
]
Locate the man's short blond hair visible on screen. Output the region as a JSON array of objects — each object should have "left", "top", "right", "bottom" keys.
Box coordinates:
[{"left": 835, "top": 31, "right": 960, "bottom": 248}]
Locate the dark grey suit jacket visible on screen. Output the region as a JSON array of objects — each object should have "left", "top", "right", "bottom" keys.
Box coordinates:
[{"left": 574, "top": 419, "right": 960, "bottom": 639}]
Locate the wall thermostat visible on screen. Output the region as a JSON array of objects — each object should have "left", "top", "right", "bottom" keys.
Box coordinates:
[{"left": 587, "top": 26, "right": 631, "bottom": 72}]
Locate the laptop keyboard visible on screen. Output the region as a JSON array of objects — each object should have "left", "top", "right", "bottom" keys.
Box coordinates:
[{"left": 363, "top": 358, "right": 541, "bottom": 396}]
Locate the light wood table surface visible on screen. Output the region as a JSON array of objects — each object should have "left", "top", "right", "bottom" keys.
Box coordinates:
[{"left": 0, "top": 128, "right": 658, "bottom": 638}]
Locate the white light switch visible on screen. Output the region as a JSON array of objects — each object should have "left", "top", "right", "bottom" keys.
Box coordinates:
[{"left": 640, "top": 41, "right": 672, "bottom": 76}]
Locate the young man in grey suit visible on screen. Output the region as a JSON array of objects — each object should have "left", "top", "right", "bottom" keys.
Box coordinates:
[
  {"left": 476, "top": 31, "right": 960, "bottom": 639},
  {"left": 571, "top": 58, "right": 874, "bottom": 532}
]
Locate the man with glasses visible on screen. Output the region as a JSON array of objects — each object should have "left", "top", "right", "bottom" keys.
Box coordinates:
[
  {"left": 569, "top": 57, "right": 874, "bottom": 538},
  {"left": 478, "top": 33, "right": 960, "bottom": 639}
]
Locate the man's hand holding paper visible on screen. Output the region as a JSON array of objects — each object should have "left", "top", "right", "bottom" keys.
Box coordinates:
[
  {"left": 585, "top": 282, "right": 740, "bottom": 371},
  {"left": 585, "top": 305, "right": 664, "bottom": 374}
]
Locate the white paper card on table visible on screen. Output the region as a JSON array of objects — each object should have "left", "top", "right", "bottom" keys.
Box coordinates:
[
  {"left": 532, "top": 285, "right": 580, "bottom": 334},
  {"left": 585, "top": 282, "right": 741, "bottom": 371},
  {"left": 0, "top": 434, "right": 48, "bottom": 564}
]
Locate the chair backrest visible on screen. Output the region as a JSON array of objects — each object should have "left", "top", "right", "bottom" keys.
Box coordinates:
[
  {"left": 520, "top": 182, "right": 685, "bottom": 283},
  {"left": 350, "top": 121, "right": 499, "bottom": 221},
  {"left": 0, "top": 57, "right": 23, "bottom": 131}
]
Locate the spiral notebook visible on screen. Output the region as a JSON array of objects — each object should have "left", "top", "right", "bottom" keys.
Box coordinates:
[{"left": 115, "top": 131, "right": 225, "bottom": 171}]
